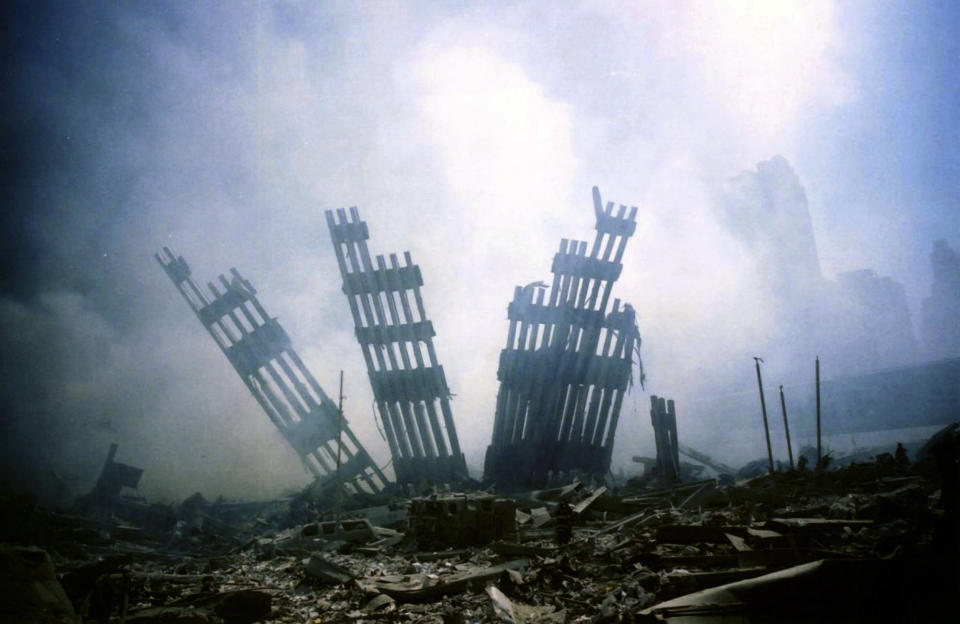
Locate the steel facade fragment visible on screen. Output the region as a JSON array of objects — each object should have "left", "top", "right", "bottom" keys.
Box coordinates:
[
  {"left": 156, "top": 247, "right": 387, "bottom": 494},
  {"left": 484, "top": 187, "right": 641, "bottom": 488},
  {"left": 326, "top": 208, "right": 467, "bottom": 485}
]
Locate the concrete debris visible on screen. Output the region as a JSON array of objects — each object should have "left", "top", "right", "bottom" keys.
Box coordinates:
[
  {"left": 368, "top": 559, "right": 530, "bottom": 603},
  {"left": 572, "top": 486, "right": 607, "bottom": 515},
  {"left": 486, "top": 584, "right": 563, "bottom": 623},
  {"left": 0, "top": 544, "right": 79, "bottom": 623},
  {"left": 639, "top": 558, "right": 940, "bottom": 622},
  {"left": 305, "top": 554, "right": 354, "bottom": 584},
  {"left": 362, "top": 592, "right": 395, "bottom": 613},
  {"left": 410, "top": 493, "right": 518, "bottom": 548},
  {"left": 1, "top": 429, "right": 956, "bottom": 622}
]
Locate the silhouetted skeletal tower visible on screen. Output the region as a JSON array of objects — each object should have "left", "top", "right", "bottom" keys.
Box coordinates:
[
  {"left": 484, "top": 187, "right": 641, "bottom": 489},
  {"left": 156, "top": 248, "right": 388, "bottom": 494},
  {"left": 326, "top": 207, "right": 468, "bottom": 485}
]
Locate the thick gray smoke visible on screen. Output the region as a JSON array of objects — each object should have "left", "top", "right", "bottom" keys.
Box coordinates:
[{"left": 2, "top": 2, "right": 957, "bottom": 502}]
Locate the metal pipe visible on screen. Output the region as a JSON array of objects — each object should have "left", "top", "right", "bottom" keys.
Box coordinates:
[
  {"left": 779, "top": 385, "right": 795, "bottom": 470},
  {"left": 816, "top": 356, "right": 822, "bottom": 470},
  {"left": 754, "top": 357, "right": 774, "bottom": 473},
  {"left": 337, "top": 370, "right": 344, "bottom": 493}
]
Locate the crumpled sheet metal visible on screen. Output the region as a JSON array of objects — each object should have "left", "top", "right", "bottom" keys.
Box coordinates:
[{"left": 639, "top": 558, "right": 935, "bottom": 623}]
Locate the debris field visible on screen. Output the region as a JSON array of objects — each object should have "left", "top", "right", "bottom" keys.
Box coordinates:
[
  {"left": 2, "top": 428, "right": 958, "bottom": 622},
  {"left": 3, "top": 188, "right": 957, "bottom": 622}
]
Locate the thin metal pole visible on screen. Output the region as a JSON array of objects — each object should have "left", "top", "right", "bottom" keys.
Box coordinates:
[
  {"left": 815, "top": 356, "right": 822, "bottom": 470},
  {"left": 337, "top": 370, "right": 344, "bottom": 492},
  {"left": 754, "top": 357, "right": 774, "bottom": 473},
  {"left": 779, "top": 385, "right": 794, "bottom": 470}
]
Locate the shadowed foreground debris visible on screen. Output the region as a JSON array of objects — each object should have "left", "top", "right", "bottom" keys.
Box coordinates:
[{"left": 2, "top": 427, "right": 956, "bottom": 622}]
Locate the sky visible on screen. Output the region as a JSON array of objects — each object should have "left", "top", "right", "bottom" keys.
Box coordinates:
[{"left": 2, "top": 1, "right": 958, "bottom": 502}]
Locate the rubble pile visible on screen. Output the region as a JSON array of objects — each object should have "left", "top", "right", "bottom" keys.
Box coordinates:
[{"left": 2, "top": 432, "right": 957, "bottom": 623}]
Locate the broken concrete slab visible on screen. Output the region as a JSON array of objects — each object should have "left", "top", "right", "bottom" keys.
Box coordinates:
[
  {"left": 529, "top": 507, "right": 552, "bottom": 528},
  {"left": 305, "top": 554, "right": 354, "bottom": 584},
  {"left": 302, "top": 518, "right": 377, "bottom": 543},
  {"left": 169, "top": 589, "right": 272, "bottom": 624},
  {"left": 362, "top": 593, "right": 395, "bottom": 614},
  {"left": 640, "top": 558, "right": 946, "bottom": 622},
  {"left": 593, "top": 509, "right": 658, "bottom": 536},
  {"left": 656, "top": 524, "right": 751, "bottom": 544},
  {"left": 0, "top": 545, "right": 78, "bottom": 624},
  {"left": 572, "top": 486, "right": 607, "bottom": 515},
  {"left": 125, "top": 606, "right": 211, "bottom": 623},
  {"left": 490, "top": 541, "right": 560, "bottom": 558},
  {"left": 486, "top": 584, "right": 563, "bottom": 623},
  {"left": 367, "top": 559, "right": 529, "bottom": 603}
]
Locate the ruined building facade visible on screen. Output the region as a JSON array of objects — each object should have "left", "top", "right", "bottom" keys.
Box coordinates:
[
  {"left": 722, "top": 155, "right": 824, "bottom": 297},
  {"left": 156, "top": 248, "right": 388, "bottom": 494},
  {"left": 484, "top": 187, "right": 641, "bottom": 489},
  {"left": 326, "top": 208, "right": 467, "bottom": 485},
  {"left": 828, "top": 269, "right": 919, "bottom": 370},
  {"left": 721, "top": 155, "right": 919, "bottom": 377},
  {"left": 922, "top": 239, "right": 960, "bottom": 360}
]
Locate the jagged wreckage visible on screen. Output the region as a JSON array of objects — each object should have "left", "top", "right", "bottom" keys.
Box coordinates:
[
  {"left": 157, "top": 204, "right": 471, "bottom": 490},
  {"left": 12, "top": 189, "right": 956, "bottom": 623},
  {"left": 156, "top": 248, "right": 389, "bottom": 494},
  {"left": 157, "top": 186, "right": 640, "bottom": 495},
  {"left": 484, "top": 187, "right": 644, "bottom": 489}
]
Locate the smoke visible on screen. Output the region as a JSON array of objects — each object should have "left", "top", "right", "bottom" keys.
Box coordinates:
[{"left": 2, "top": 1, "right": 956, "bottom": 500}]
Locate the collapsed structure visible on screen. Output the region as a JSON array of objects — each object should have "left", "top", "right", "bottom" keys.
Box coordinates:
[
  {"left": 156, "top": 247, "right": 388, "bottom": 494},
  {"left": 325, "top": 208, "right": 467, "bottom": 485},
  {"left": 484, "top": 187, "right": 641, "bottom": 488},
  {"left": 84, "top": 443, "right": 143, "bottom": 503}
]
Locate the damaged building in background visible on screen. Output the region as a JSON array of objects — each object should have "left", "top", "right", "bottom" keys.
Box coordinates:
[
  {"left": 484, "top": 187, "right": 642, "bottom": 489},
  {"left": 922, "top": 238, "right": 960, "bottom": 360},
  {"left": 326, "top": 208, "right": 467, "bottom": 485},
  {"left": 156, "top": 247, "right": 388, "bottom": 494}
]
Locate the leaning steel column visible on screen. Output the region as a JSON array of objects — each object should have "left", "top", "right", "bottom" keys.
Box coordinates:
[
  {"left": 326, "top": 208, "right": 467, "bottom": 485},
  {"left": 156, "top": 248, "right": 388, "bottom": 494}
]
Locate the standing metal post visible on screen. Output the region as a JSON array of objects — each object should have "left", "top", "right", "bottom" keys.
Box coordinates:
[
  {"left": 779, "top": 385, "right": 795, "bottom": 470},
  {"left": 754, "top": 357, "right": 774, "bottom": 473},
  {"left": 666, "top": 399, "right": 680, "bottom": 478},
  {"left": 337, "top": 370, "right": 344, "bottom": 493},
  {"left": 815, "top": 356, "right": 822, "bottom": 470}
]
